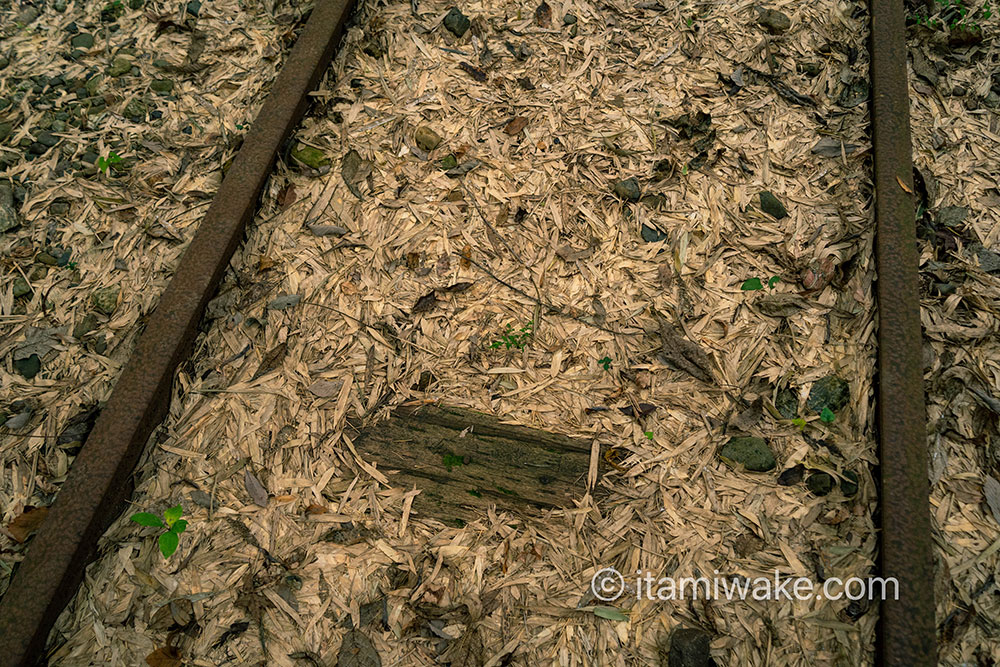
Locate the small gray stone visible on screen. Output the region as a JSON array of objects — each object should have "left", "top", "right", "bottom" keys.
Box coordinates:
[
  {"left": 414, "top": 126, "right": 442, "bottom": 151},
  {"left": 443, "top": 7, "right": 471, "bottom": 38},
  {"left": 50, "top": 201, "right": 70, "bottom": 215},
  {"left": 150, "top": 78, "right": 174, "bottom": 94},
  {"left": 124, "top": 97, "right": 147, "bottom": 118},
  {"left": 291, "top": 144, "right": 329, "bottom": 169},
  {"left": 4, "top": 410, "right": 32, "bottom": 430},
  {"left": 775, "top": 386, "right": 798, "bottom": 419},
  {"left": 985, "top": 91, "right": 1000, "bottom": 109},
  {"left": 978, "top": 248, "right": 1000, "bottom": 274},
  {"left": 936, "top": 206, "right": 967, "bottom": 227},
  {"left": 73, "top": 312, "right": 98, "bottom": 338},
  {"left": 14, "top": 354, "right": 41, "bottom": 379},
  {"left": 563, "top": 13, "right": 577, "bottom": 24},
  {"left": 756, "top": 7, "right": 790, "bottom": 34},
  {"left": 806, "top": 472, "right": 834, "bottom": 496},
  {"left": 0, "top": 122, "right": 12, "bottom": 143},
  {"left": 807, "top": 375, "right": 850, "bottom": 414},
  {"left": 758, "top": 190, "right": 788, "bottom": 219},
  {"left": 12, "top": 276, "right": 31, "bottom": 298},
  {"left": 38, "top": 132, "right": 58, "bottom": 148},
  {"left": 613, "top": 177, "right": 641, "bottom": 202},
  {"left": 70, "top": 33, "right": 95, "bottom": 49},
  {"left": 17, "top": 6, "right": 40, "bottom": 24},
  {"left": 108, "top": 56, "right": 132, "bottom": 77},
  {"left": 54, "top": 0, "right": 68, "bottom": 11},
  {"left": 0, "top": 183, "right": 19, "bottom": 234},
  {"left": 840, "top": 470, "right": 859, "bottom": 496},
  {"left": 720, "top": 437, "right": 776, "bottom": 472},
  {"left": 186, "top": 0, "right": 201, "bottom": 16},
  {"left": 91, "top": 286, "right": 120, "bottom": 315},
  {"left": 666, "top": 628, "right": 712, "bottom": 667}
]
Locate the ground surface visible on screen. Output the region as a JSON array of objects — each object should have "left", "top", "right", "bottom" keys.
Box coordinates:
[{"left": 1, "top": 0, "right": 999, "bottom": 665}]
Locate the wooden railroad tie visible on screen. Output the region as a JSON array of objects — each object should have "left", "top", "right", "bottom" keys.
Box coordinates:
[{"left": 353, "top": 403, "right": 600, "bottom": 521}]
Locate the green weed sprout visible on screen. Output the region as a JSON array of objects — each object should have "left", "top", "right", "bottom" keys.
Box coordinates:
[
  {"left": 741, "top": 275, "right": 780, "bottom": 291},
  {"left": 598, "top": 356, "right": 612, "bottom": 370},
  {"left": 96, "top": 151, "right": 123, "bottom": 174},
  {"left": 130, "top": 504, "right": 187, "bottom": 558},
  {"left": 490, "top": 321, "right": 534, "bottom": 349}
]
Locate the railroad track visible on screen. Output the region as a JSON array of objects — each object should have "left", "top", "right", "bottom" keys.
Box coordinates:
[{"left": 0, "top": 0, "right": 936, "bottom": 664}]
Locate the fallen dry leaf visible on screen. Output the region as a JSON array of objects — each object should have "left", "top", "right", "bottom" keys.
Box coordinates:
[
  {"left": 7, "top": 506, "right": 49, "bottom": 543},
  {"left": 896, "top": 175, "right": 913, "bottom": 193},
  {"left": 244, "top": 469, "right": 269, "bottom": 507},
  {"left": 145, "top": 646, "right": 182, "bottom": 667},
  {"left": 504, "top": 117, "right": 529, "bottom": 135},
  {"left": 535, "top": 0, "right": 552, "bottom": 27}
]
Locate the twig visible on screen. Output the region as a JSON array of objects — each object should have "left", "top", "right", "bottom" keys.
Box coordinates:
[{"left": 461, "top": 253, "right": 644, "bottom": 338}]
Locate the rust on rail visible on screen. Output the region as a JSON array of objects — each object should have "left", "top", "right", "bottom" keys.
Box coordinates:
[
  {"left": 0, "top": 0, "right": 355, "bottom": 663},
  {"left": 869, "top": 0, "right": 936, "bottom": 664}
]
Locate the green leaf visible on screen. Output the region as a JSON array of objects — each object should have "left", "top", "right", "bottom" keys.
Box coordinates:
[
  {"left": 644, "top": 431, "right": 654, "bottom": 439},
  {"left": 163, "top": 504, "right": 183, "bottom": 527},
  {"left": 820, "top": 407, "right": 836, "bottom": 423},
  {"left": 130, "top": 512, "right": 163, "bottom": 527},
  {"left": 159, "top": 530, "right": 179, "bottom": 558},
  {"left": 598, "top": 356, "right": 612, "bottom": 370},
  {"left": 593, "top": 606, "right": 629, "bottom": 621},
  {"left": 791, "top": 418, "right": 807, "bottom": 430},
  {"left": 768, "top": 276, "right": 781, "bottom": 289},
  {"left": 741, "top": 277, "right": 764, "bottom": 291},
  {"left": 170, "top": 519, "right": 188, "bottom": 534}
]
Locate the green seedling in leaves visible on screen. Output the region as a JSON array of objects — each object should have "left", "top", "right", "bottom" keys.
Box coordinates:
[
  {"left": 598, "top": 356, "right": 612, "bottom": 371},
  {"left": 96, "top": 151, "right": 123, "bottom": 174},
  {"left": 741, "top": 275, "right": 781, "bottom": 291},
  {"left": 644, "top": 431, "right": 654, "bottom": 440},
  {"left": 130, "top": 504, "right": 187, "bottom": 558},
  {"left": 490, "top": 321, "right": 534, "bottom": 349},
  {"left": 820, "top": 407, "right": 836, "bottom": 423},
  {"left": 791, "top": 417, "right": 807, "bottom": 430}
]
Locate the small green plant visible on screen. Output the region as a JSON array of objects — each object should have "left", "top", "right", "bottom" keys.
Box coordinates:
[
  {"left": 644, "top": 431, "right": 654, "bottom": 440},
  {"left": 908, "top": 0, "right": 992, "bottom": 30},
  {"left": 490, "top": 321, "right": 534, "bottom": 349},
  {"left": 819, "top": 407, "right": 836, "bottom": 423},
  {"left": 65, "top": 261, "right": 78, "bottom": 270},
  {"left": 791, "top": 417, "right": 807, "bottom": 430},
  {"left": 598, "top": 356, "right": 612, "bottom": 371},
  {"left": 741, "top": 275, "right": 781, "bottom": 291},
  {"left": 96, "top": 151, "right": 123, "bottom": 174},
  {"left": 130, "top": 504, "right": 187, "bottom": 558}
]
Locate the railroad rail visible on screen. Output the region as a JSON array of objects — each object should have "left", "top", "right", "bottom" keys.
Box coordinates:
[{"left": 0, "top": 0, "right": 936, "bottom": 664}]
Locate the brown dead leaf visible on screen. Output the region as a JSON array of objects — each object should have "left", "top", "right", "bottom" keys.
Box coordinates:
[
  {"left": 535, "top": 1, "right": 552, "bottom": 27},
  {"left": 556, "top": 244, "right": 594, "bottom": 262},
  {"left": 244, "top": 469, "right": 269, "bottom": 507},
  {"left": 277, "top": 183, "right": 297, "bottom": 210},
  {"left": 460, "top": 244, "right": 472, "bottom": 269},
  {"left": 653, "top": 311, "right": 715, "bottom": 383},
  {"left": 411, "top": 291, "right": 438, "bottom": 315},
  {"left": 459, "top": 62, "right": 487, "bottom": 82},
  {"left": 145, "top": 646, "right": 182, "bottom": 667},
  {"left": 251, "top": 342, "right": 287, "bottom": 381},
  {"left": 504, "top": 117, "right": 529, "bottom": 135},
  {"left": 257, "top": 255, "right": 276, "bottom": 273},
  {"left": 305, "top": 504, "right": 328, "bottom": 514},
  {"left": 7, "top": 506, "right": 49, "bottom": 543},
  {"left": 896, "top": 175, "right": 913, "bottom": 194}
]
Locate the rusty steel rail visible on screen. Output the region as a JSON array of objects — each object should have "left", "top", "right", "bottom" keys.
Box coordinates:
[
  {"left": 0, "top": 0, "right": 355, "bottom": 662},
  {"left": 869, "top": 0, "right": 936, "bottom": 665},
  {"left": 0, "top": 0, "right": 936, "bottom": 664}
]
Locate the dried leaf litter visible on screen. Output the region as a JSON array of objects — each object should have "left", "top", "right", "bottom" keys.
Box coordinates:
[{"left": 4, "top": 0, "right": 997, "bottom": 665}]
